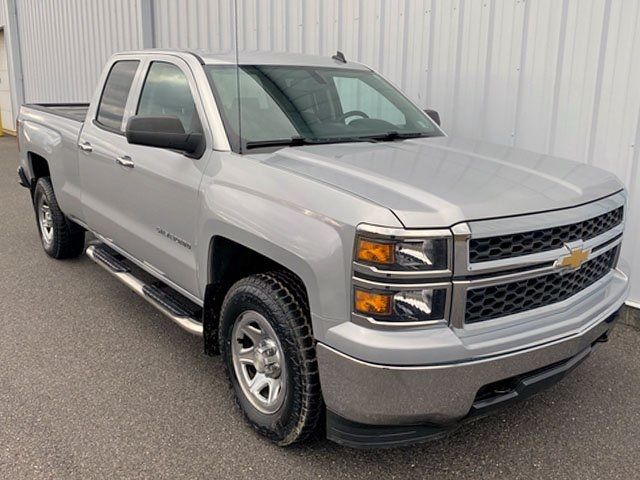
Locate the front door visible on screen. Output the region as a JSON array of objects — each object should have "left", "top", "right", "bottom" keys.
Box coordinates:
[{"left": 79, "top": 56, "right": 209, "bottom": 299}]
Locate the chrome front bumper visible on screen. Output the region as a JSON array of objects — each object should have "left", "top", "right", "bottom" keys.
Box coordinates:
[{"left": 318, "top": 305, "right": 622, "bottom": 428}]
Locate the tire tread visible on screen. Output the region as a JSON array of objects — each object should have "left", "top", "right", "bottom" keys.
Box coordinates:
[
  {"left": 219, "top": 270, "right": 323, "bottom": 446},
  {"left": 34, "top": 177, "right": 85, "bottom": 259}
]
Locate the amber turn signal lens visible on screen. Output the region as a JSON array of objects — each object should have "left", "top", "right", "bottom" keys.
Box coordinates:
[
  {"left": 357, "top": 238, "right": 394, "bottom": 264},
  {"left": 354, "top": 289, "right": 392, "bottom": 316}
]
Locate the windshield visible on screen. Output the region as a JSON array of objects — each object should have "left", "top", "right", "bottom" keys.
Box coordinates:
[{"left": 205, "top": 65, "right": 442, "bottom": 152}]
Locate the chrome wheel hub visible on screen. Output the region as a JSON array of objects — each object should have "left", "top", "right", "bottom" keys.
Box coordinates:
[
  {"left": 253, "top": 339, "right": 282, "bottom": 378},
  {"left": 231, "top": 311, "right": 286, "bottom": 414},
  {"left": 38, "top": 198, "right": 54, "bottom": 245}
]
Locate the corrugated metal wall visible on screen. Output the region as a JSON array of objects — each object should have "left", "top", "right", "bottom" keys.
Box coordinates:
[
  {"left": 4, "top": 0, "right": 640, "bottom": 303},
  {"left": 16, "top": 0, "right": 145, "bottom": 102}
]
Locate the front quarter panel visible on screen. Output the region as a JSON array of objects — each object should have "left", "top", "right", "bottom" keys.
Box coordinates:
[{"left": 196, "top": 152, "right": 402, "bottom": 342}]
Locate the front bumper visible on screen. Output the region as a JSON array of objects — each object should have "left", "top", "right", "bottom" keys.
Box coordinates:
[{"left": 319, "top": 308, "right": 620, "bottom": 448}]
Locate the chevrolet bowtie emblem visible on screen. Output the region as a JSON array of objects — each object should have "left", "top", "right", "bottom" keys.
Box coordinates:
[{"left": 556, "top": 244, "right": 590, "bottom": 270}]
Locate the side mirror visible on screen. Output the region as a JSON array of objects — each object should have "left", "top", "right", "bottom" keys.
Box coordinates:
[
  {"left": 125, "top": 115, "right": 203, "bottom": 156},
  {"left": 424, "top": 109, "right": 441, "bottom": 126}
]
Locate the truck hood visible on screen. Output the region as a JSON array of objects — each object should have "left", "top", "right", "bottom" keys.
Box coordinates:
[{"left": 256, "top": 136, "right": 623, "bottom": 227}]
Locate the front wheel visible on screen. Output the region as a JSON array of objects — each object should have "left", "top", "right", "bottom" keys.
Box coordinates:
[
  {"left": 219, "top": 271, "right": 322, "bottom": 446},
  {"left": 33, "top": 177, "right": 85, "bottom": 259}
]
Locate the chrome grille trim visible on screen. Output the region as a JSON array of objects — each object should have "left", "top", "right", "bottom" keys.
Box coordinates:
[
  {"left": 450, "top": 236, "right": 623, "bottom": 327},
  {"left": 450, "top": 192, "right": 625, "bottom": 327},
  {"left": 464, "top": 247, "right": 618, "bottom": 323},
  {"left": 453, "top": 191, "right": 626, "bottom": 277},
  {"left": 469, "top": 206, "right": 623, "bottom": 263},
  {"left": 462, "top": 223, "right": 622, "bottom": 276}
]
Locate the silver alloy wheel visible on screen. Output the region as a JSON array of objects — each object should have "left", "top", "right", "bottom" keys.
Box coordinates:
[
  {"left": 38, "top": 196, "right": 54, "bottom": 246},
  {"left": 231, "top": 310, "right": 287, "bottom": 414}
]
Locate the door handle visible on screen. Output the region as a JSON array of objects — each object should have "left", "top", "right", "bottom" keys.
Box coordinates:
[
  {"left": 78, "top": 141, "right": 93, "bottom": 152},
  {"left": 115, "top": 155, "right": 134, "bottom": 168}
]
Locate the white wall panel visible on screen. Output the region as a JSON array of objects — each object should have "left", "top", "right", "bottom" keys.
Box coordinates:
[
  {"left": 153, "top": 0, "right": 235, "bottom": 52},
  {"left": 17, "top": 0, "right": 145, "bottom": 102},
  {"left": 0, "top": 0, "right": 6, "bottom": 27},
  {"left": 552, "top": 0, "right": 606, "bottom": 162},
  {"left": 5, "top": 0, "right": 640, "bottom": 301},
  {"left": 451, "top": 0, "right": 490, "bottom": 138},
  {"left": 514, "top": 0, "right": 563, "bottom": 153}
]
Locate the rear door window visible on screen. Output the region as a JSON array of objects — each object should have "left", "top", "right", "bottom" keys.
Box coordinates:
[
  {"left": 96, "top": 60, "right": 139, "bottom": 132},
  {"left": 136, "top": 62, "right": 201, "bottom": 134}
]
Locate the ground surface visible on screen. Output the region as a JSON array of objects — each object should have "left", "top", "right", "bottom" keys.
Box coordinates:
[{"left": 1, "top": 136, "right": 639, "bottom": 479}]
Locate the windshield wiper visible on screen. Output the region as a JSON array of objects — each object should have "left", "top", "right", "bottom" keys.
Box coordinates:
[
  {"left": 245, "top": 136, "right": 376, "bottom": 150},
  {"left": 245, "top": 136, "right": 313, "bottom": 150},
  {"left": 365, "top": 131, "right": 433, "bottom": 142}
]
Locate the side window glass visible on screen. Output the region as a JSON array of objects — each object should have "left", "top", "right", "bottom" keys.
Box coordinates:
[
  {"left": 137, "top": 62, "right": 201, "bottom": 133},
  {"left": 96, "top": 60, "right": 139, "bottom": 131}
]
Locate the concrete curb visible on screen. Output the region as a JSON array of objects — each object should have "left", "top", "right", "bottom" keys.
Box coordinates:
[{"left": 620, "top": 305, "right": 640, "bottom": 330}]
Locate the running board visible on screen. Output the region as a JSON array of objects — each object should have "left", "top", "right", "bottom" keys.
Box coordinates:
[{"left": 86, "top": 244, "right": 204, "bottom": 336}]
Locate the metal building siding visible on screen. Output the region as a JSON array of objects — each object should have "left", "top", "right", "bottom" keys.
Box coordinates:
[
  {"left": 153, "top": 0, "right": 235, "bottom": 52},
  {"left": 16, "top": 0, "right": 144, "bottom": 102},
  {"left": 4, "top": 0, "right": 639, "bottom": 303}
]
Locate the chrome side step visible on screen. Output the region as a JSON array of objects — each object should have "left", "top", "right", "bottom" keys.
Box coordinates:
[{"left": 86, "top": 244, "right": 204, "bottom": 336}]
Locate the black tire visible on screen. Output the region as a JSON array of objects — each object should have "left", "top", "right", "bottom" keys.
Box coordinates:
[
  {"left": 33, "top": 177, "right": 85, "bottom": 259},
  {"left": 219, "top": 271, "right": 323, "bottom": 446}
]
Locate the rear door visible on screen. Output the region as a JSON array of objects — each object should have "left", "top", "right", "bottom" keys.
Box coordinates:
[
  {"left": 80, "top": 54, "right": 211, "bottom": 298},
  {"left": 78, "top": 57, "right": 141, "bottom": 244}
]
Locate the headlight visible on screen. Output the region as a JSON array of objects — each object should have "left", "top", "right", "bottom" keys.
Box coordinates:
[
  {"left": 356, "top": 238, "right": 395, "bottom": 264},
  {"left": 355, "top": 231, "right": 451, "bottom": 274},
  {"left": 352, "top": 225, "right": 453, "bottom": 327},
  {"left": 394, "top": 238, "right": 449, "bottom": 270},
  {"left": 354, "top": 286, "right": 448, "bottom": 323}
]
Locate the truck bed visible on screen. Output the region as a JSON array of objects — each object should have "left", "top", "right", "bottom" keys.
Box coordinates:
[{"left": 26, "top": 103, "right": 89, "bottom": 123}]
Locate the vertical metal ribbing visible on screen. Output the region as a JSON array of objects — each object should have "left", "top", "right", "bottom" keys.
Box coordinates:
[
  {"left": 547, "top": 0, "right": 569, "bottom": 155},
  {"left": 586, "top": 0, "right": 612, "bottom": 165},
  {"left": 451, "top": 0, "right": 465, "bottom": 131},
  {"left": 511, "top": 0, "right": 531, "bottom": 147},
  {"left": 139, "top": 0, "right": 155, "bottom": 49},
  {"left": 479, "top": 0, "right": 495, "bottom": 139},
  {"left": 425, "top": 0, "right": 436, "bottom": 106}
]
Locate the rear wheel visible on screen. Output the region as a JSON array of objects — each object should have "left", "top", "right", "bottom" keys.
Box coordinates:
[
  {"left": 219, "top": 271, "right": 322, "bottom": 446},
  {"left": 33, "top": 177, "right": 85, "bottom": 259}
]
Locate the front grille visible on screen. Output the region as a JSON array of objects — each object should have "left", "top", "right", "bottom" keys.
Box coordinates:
[
  {"left": 465, "top": 247, "right": 618, "bottom": 324},
  {"left": 469, "top": 206, "right": 623, "bottom": 263}
]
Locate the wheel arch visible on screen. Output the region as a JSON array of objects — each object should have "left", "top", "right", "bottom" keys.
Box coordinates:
[
  {"left": 202, "top": 234, "right": 319, "bottom": 356},
  {"left": 26, "top": 151, "right": 51, "bottom": 192}
]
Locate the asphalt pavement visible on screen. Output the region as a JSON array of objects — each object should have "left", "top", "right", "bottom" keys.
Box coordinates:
[{"left": 1, "top": 136, "right": 639, "bottom": 479}]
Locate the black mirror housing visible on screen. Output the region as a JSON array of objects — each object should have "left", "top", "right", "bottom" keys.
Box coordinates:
[
  {"left": 424, "top": 109, "right": 441, "bottom": 126},
  {"left": 125, "top": 115, "right": 204, "bottom": 157}
]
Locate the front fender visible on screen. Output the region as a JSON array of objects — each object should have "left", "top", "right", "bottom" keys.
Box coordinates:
[{"left": 195, "top": 154, "right": 402, "bottom": 341}]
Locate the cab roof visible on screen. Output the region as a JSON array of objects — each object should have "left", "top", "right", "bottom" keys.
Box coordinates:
[{"left": 119, "top": 48, "right": 370, "bottom": 70}]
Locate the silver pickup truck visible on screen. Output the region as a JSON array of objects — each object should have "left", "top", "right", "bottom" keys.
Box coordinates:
[{"left": 17, "top": 49, "right": 629, "bottom": 448}]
